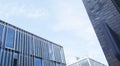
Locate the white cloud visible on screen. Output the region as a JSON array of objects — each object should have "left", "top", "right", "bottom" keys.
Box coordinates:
[
  {"left": 0, "top": 3, "right": 49, "bottom": 19},
  {"left": 0, "top": 0, "right": 108, "bottom": 65},
  {"left": 52, "top": 0, "right": 94, "bottom": 40}
]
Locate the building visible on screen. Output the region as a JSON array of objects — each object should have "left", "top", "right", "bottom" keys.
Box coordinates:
[
  {"left": 82, "top": 0, "right": 120, "bottom": 66},
  {"left": 0, "top": 20, "right": 66, "bottom": 66},
  {"left": 68, "top": 57, "right": 106, "bottom": 66}
]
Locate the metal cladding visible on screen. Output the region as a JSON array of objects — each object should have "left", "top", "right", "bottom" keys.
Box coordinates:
[
  {"left": 82, "top": 0, "right": 120, "bottom": 66},
  {"left": 0, "top": 20, "right": 66, "bottom": 66}
]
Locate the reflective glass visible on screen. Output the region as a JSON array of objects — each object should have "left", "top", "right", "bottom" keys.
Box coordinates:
[
  {"left": 30, "top": 36, "right": 33, "bottom": 54},
  {"left": 60, "top": 48, "right": 66, "bottom": 63},
  {"left": 15, "top": 31, "right": 20, "bottom": 51},
  {"left": 9, "top": 51, "right": 12, "bottom": 66},
  {"left": 13, "top": 53, "right": 18, "bottom": 66},
  {"left": 5, "top": 27, "right": 15, "bottom": 48},
  {"left": 0, "top": 24, "right": 4, "bottom": 40},
  {"left": 2, "top": 50, "right": 6, "bottom": 66},
  {"left": 0, "top": 49, "right": 1, "bottom": 65},
  {"left": 0, "top": 24, "right": 4, "bottom": 47},
  {"left": 5, "top": 51, "right": 9, "bottom": 66},
  {"left": 56, "top": 63, "right": 60, "bottom": 66},
  {"left": 80, "top": 60, "right": 89, "bottom": 66},
  {"left": 14, "top": 53, "right": 18, "bottom": 59},
  {"left": 48, "top": 43, "right": 54, "bottom": 60},
  {"left": 34, "top": 58, "right": 41, "bottom": 66}
]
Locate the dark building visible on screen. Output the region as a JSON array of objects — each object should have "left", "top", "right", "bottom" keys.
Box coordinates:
[
  {"left": 82, "top": 0, "right": 120, "bottom": 66},
  {"left": 0, "top": 20, "right": 66, "bottom": 66}
]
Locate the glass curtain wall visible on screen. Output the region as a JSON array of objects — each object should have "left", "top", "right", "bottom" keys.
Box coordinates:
[{"left": 0, "top": 21, "right": 66, "bottom": 66}]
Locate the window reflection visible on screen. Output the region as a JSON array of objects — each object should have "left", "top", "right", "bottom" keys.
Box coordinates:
[
  {"left": 5, "top": 27, "right": 15, "bottom": 48},
  {"left": 80, "top": 60, "right": 89, "bottom": 66},
  {"left": 56, "top": 63, "right": 60, "bottom": 66},
  {"left": 0, "top": 49, "right": 1, "bottom": 65},
  {"left": 0, "top": 24, "right": 4, "bottom": 47},
  {"left": 49, "top": 43, "right": 54, "bottom": 60},
  {"left": 60, "top": 48, "right": 66, "bottom": 63},
  {"left": 34, "top": 58, "right": 41, "bottom": 66},
  {"left": 13, "top": 53, "right": 18, "bottom": 66},
  {"left": 29, "top": 36, "right": 33, "bottom": 55}
]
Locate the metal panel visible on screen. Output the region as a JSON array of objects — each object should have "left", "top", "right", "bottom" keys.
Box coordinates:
[{"left": 0, "top": 21, "right": 66, "bottom": 66}]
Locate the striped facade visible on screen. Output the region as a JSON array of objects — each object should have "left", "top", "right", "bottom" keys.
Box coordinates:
[{"left": 0, "top": 20, "right": 66, "bottom": 66}]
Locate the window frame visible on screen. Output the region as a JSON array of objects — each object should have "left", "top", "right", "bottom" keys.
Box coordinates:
[
  {"left": 48, "top": 43, "right": 55, "bottom": 60},
  {"left": 29, "top": 35, "right": 33, "bottom": 55},
  {"left": 34, "top": 57, "right": 42, "bottom": 66},
  {"left": 0, "top": 23, "right": 5, "bottom": 48},
  {"left": 5, "top": 25, "right": 16, "bottom": 50}
]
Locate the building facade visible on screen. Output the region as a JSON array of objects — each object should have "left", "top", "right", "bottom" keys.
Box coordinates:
[
  {"left": 0, "top": 20, "right": 66, "bottom": 66},
  {"left": 82, "top": 0, "right": 120, "bottom": 66},
  {"left": 68, "top": 58, "right": 106, "bottom": 66}
]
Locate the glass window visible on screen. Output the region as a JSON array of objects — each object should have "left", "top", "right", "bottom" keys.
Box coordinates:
[
  {"left": 34, "top": 58, "right": 41, "bottom": 66},
  {"left": 0, "top": 24, "right": 4, "bottom": 47},
  {"left": 48, "top": 43, "right": 54, "bottom": 60},
  {"left": 19, "top": 32, "right": 22, "bottom": 52},
  {"left": 80, "top": 60, "right": 89, "bottom": 66},
  {"left": 15, "top": 31, "right": 19, "bottom": 51},
  {"left": 5, "top": 51, "right": 9, "bottom": 66},
  {"left": 5, "top": 27, "right": 15, "bottom": 48},
  {"left": 1, "top": 50, "right": 6, "bottom": 66},
  {"left": 0, "top": 49, "right": 1, "bottom": 65},
  {"left": 60, "top": 48, "right": 66, "bottom": 63},
  {"left": 56, "top": 63, "right": 60, "bottom": 66},
  {"left": 13, "top": 53, "right": 18, "bottom": 66},
  {"left": 29, "top": 36, "right": 33, "bottom": 55},
  {"left": 14, "top": 53, "right": 18, "bottom": 59},
  {"left": 9, "top": 51, "right": 12, "bottom": 66}
]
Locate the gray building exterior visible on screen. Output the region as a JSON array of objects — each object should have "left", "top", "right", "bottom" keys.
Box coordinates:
[
  {"left": 68, "top": 58, "right": 106, "bottom": 66},
  {"left": 82, "top": 0, "right": 120, "bottom": 66},
  {"left": 0, "top": 20, "right": 66, "bottom": 66}
]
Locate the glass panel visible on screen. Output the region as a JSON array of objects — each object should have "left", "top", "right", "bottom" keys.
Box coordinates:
[
  {"left": 14, "top": 53, "right": 18, "bottom": 59},
  {"left": 26, "top": 35, "right": 28, "bottom": 54},
  {"left": 5, "top": 51, "right": 9, "bottom": 66},
  {"left": 9, "top": 51, "right": 12, "bottom": 66},
  {"left": 0, "top": 49, "right": 1, "bottom": 65},
  {"left": 60, "top": 48, "right": 66, "bottom": 63},
  {"left": 53, "top": 45, "right": 61, "bottom": 62},
  {"left": 13, "top": 53, "right": 18, "bottom": 66},
  {"left": 56, "top": 63, "right": 60, "bottom": 66},
  {"left": 22, "top": 33, "right": 25, "bottom": 53},
  {"left": 13, "top": 59, "right": 17, "bottom": 66},
  {"left": 19, "top": 32, "right": 22, "bottom": 52},
  {"left": 34, "top": 58, "right": 41, "bottom": 66},
  {"left": 90, "top": 59, "right": 104, "bottom": 66},
  {"left": 30, "top": 36, "right": 33, "bottom": 55},
  {"left": 80, "top": 60, "right": 89, "bottom": 66},
  {"left": 48, "top": 43, "right": 54, "bottom": 60},
  {"left": 2, "top": 50, "right": 6, "bottom": 66},
  {"left": 0, "top": 24, "right": 4, "bottom": 47},
  {"left": 5, "top": 27, "right": 15, "bottom": 48},
  {"left": 15, "top": 31, "right": 18, "bottom": 51},
  {"left": 24, "top": 33, "right": 27, "bottom": 54}
]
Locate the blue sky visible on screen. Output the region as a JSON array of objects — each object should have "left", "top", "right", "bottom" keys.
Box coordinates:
[{"left": 0, "top": 0, "right": 108, "bottom": 65}]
